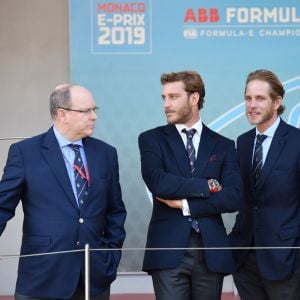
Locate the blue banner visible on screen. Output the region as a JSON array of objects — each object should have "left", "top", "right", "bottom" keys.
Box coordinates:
[{"left": 69, "top": 0, "right": 300, "bottom": 271}]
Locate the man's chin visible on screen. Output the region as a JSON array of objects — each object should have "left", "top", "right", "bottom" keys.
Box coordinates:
[
  {"left": 166, "top": 118, "right": 176, "bottom": 125},
  {"left": 85, "top": 129, "right": 94, "bottom": 136},
  {"left": 247, "top": 115, "right": 259, "bottom": 126}
]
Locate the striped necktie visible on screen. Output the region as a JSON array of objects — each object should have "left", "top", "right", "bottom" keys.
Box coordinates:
[
  {"left": 69, "top": 144, "right": 89, "bottom": 207},
  {"left": 182, "top": 128, "right": 197, "bottom": 174},
  {"left": 252, "top": 134, "right": 267, "bottom": 187},
  {"left": 182, "top": 128, "right": 200, "bottom": 233}
]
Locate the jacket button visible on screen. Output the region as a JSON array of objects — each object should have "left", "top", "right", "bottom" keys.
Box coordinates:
[
  {"left": 79, "top": 218, "right": 84, "bottom": 223},
  {"left": 76, "top": 241, "right": 80, "bottom": 246}
]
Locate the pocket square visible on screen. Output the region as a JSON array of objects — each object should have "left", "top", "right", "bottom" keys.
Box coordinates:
[{"left": 209, "top": 154, "right": 217, "bottom": 162}]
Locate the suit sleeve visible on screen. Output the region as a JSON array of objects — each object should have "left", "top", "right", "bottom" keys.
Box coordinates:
[
  {"left": 138, "top": 131, "right": 210, "bottom": 199},
  {"left": 105, "top": 148, "right": 126, "bottom": 261},
  {"left": 188, "top": 141, "right": 243, "bottom": 217},
  {"left": 0, "top": 143, "right": 24, "bottom": 235}
]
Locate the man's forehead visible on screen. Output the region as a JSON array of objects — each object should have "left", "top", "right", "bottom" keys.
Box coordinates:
[
  {"left": 70, "top": 86, "right": 91, "bottom": 97},
  {"left": 71, "top": 86, "right": 96, "bottom": 104}
]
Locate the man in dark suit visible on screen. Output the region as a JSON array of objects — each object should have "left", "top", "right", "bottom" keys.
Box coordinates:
[
  {"left": 230, "top": 69, "right": 300, "bottom": 299},
  {"left": 0, "top": 84, "right": 126, "bottom": 300},
  {"left": 138, "top": 71, "right": 243, "bottom": 300}
]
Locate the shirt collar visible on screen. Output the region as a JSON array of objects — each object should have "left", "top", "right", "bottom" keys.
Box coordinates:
[
  {"left": 175, "top": 118, "right": 203, "bottom": 136},
  {"left": 53, "top": 126, "right": 83, "bottom": 148},
  {"left": 256, "top": 117, "right": 280, "bottom": 138}
]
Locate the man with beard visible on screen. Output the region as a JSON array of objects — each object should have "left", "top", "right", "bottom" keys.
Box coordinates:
[
  {"left": 138, "top": 71, "right": 243, "bottom": 299},
  {"left": 230, "top": 69, "right": 300, "bottom": 300}
]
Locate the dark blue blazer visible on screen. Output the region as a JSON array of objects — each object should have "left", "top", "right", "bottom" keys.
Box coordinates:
[
  {"left": 138, "top": 124, "right": 243, "bottom": 273},
  {"left": 230, "top": 119, "right": 300, "bottom": 280},
  {"left": 0, "top": 128, "right": 126, "bottom": 298}
]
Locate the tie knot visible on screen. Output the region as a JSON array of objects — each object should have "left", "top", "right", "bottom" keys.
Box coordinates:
[
  {"left": 256, "top": 134, "right": 267, "bottom": 144},
  {"left": 69, "top": 144, "right": 80, "bottom": 152},
  {"left": 182, "top": 128, "right": 196, "bottom": 139}
]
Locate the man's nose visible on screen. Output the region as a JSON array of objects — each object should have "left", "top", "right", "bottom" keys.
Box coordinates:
[
  {"left": 249, "top": 99, "right": 257, "bottom": 108},
  {"left": 90, "top": 110, "right": 98, "bottom": 119},
  {"left": 164, "top": 99, "right": 171, "bottom": 108},
  {"left": 247, "top": 99, "right": 256, "bottom": 108}
]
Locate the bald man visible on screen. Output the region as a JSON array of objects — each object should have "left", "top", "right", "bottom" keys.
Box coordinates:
[{"left": 0, "top": 84, "right": 126, "bottom": 300}]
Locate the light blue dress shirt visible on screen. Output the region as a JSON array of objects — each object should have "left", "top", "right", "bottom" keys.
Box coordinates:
[{"left": 53, "top": 126, "right": 88, "bottom": 205}]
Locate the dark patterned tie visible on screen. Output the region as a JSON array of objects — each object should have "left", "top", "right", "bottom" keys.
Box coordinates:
[
  {"left": 182, "top": 129, "right": 200, "bottom": 233},
  {"left": 252, "top": 134, "right": 267, "bottom": 187},
  {"left": 69, "top": 144, "right": 89, "bottom": 207},
  {"left": 182, "top": 129, "right": 197, "bottom": 174}
]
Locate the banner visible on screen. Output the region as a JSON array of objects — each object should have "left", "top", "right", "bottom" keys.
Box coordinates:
[{"left": 69, "top": 0, "right": 300, "bottom": 271}]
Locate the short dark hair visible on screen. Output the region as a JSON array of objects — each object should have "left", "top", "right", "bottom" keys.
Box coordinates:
[
  {"left": 245, "top": 69, "right": 285, "bottom": 115},
  {"left": 160, "top": 71, "right": 205, "bottom": 110}
]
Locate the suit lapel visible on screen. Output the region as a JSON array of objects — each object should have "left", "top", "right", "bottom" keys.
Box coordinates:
[
  {"left": 194, "top": 125, "right": 217, "bottom": 177},
  {"left": 241, "top": 129, "right": 257, "bottom": 190},
  {"left": 164, "top": 125, "right": 191, "bottom": 176},
  {"left": 81, "top": 137, "right": 101, "bottom": 212},
  {"left": 257, "top": 120, "right": 288, "bottom": 192},
  {"left": 41, "top": 128, "right": 78, "bottom": 210},
  {"left": 164, "top": 124, "right": 218, "bottom": 177}
]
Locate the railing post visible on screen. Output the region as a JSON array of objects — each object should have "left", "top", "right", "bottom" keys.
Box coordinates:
[{"left": 85, "top": 244, "right": 90, "bottom": 300}]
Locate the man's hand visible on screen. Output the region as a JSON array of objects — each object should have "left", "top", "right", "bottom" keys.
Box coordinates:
[
  {"left": 208, "top": 179, "right": 222, "bottom": 193},
  {"left": 156, "top": 197, "right": 183, "bottom": 209}
]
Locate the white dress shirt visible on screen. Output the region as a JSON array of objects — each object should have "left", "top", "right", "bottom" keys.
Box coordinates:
[
  {"left": 175, "top": 119, "right": 203, "bottom": 216},
  {"left": 253, "top": 117, "right": 280, "bottom": 166}
]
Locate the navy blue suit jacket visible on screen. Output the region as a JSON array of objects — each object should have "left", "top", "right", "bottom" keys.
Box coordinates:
[
  {"left": 0, "top": 128, "right": 126, "bottom": 298},
  {"left": 138, "top": 124, "right": 243, "bottom": 274},
  {"left": 230, "top": 119, "right": 300, "bottom": 280}
]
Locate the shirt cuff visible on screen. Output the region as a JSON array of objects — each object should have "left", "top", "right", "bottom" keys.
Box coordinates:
[{"left": 181, "top": 199, "right": 190, "bottom": 216}]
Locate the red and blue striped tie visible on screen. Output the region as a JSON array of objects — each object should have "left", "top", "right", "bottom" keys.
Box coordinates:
[{"left": 69, "top": 144, "right": 89, "bottom": 207}]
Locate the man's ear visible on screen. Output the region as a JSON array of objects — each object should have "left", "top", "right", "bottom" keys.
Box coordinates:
[
  {"left": 274, "top": 96, "right": 282, "bottom": 111},
  {"left": 56, "top": 108, "right": 68, "bottom": 123},
  {"left": 190, "top": 92, "right": 200, "bottom": 107}
]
